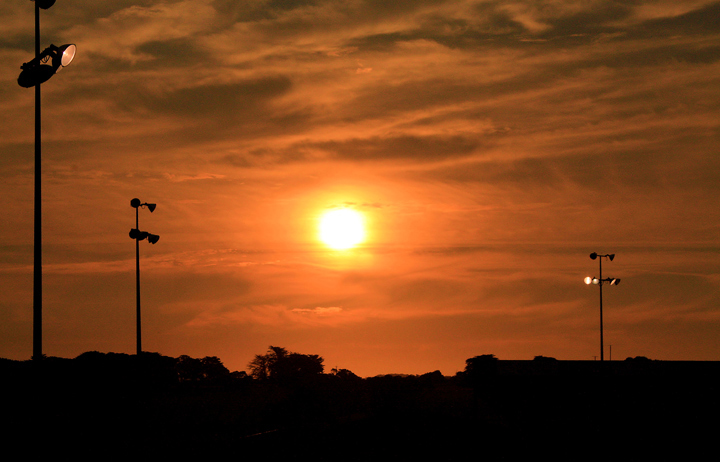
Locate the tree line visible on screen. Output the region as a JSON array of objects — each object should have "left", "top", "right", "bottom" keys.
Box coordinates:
[
  {"left": 2, "top": 347, "right": 715, "bottom": 460},
  {"left": 0, "top": 346, "right": 668, "bottom": 387}
]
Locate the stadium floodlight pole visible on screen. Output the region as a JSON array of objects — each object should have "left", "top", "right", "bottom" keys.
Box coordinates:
[
  {"left": 130, "top": 199, "right": 158, "bottom": 356},
  {"left": 18, "top": 0, "right": 77, "bottom": 361},
  {"left": 584, "top": 253, "right": 620, "bottom": 361}
]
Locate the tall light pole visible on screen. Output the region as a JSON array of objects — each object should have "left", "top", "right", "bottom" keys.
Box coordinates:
[
  {"left": 17, "top": 0, "right": 77, "bottom": 360},
  {"left": 130, "top": 199, "right": 159, "bottom": 356},
  {"left": 584, "top": 252, "right": 621, "bottom": 361}
]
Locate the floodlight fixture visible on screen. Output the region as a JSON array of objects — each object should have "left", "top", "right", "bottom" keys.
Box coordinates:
[
  {"left": 131, "top": 198, "right": 156, "bottom": 212},
  {"left": 34, "top": 0, "right": 57, "bottom": 10},
  {"left": 129, "top": 228, "right": 143, "bottom": 241},
  {"left": 129, "top": 229, "right": 159, "bottom": 242},
  {"left": 590, "top": 252, "right": 615, "bottom": 261},
  {"left": 18, "top": 44, "right": 76, "bottom": 88},
  {"left": 585, "top": 276, "right": 619, "bottom": 286}
]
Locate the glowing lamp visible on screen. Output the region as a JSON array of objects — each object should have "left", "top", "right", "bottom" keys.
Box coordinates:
[
  {"left": 56, "top": 44, "right": 76, "bottom": 69},
  {"left": 18, "top": 43, "right": 77, "bottom": 88}
]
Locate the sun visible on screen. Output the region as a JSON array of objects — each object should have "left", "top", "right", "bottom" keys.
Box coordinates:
[{"left": 319, "top": 208, "right": 365, "bottom": 250}]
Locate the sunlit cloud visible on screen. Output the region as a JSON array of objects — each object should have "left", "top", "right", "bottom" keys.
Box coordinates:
[{"left": 292, "top": 306, "right": 343, "bottom": 315}]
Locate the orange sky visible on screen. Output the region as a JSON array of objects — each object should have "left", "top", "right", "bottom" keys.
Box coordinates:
[{"left": 1, "top": 0, "right": 719, "bottom": 376}]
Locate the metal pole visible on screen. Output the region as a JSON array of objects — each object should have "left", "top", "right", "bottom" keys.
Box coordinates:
[
  {"left": 599, "top": 257, "right": 604, "bottom": 362},
  {"left": 136, "top": 207, "right": 141, "bottom": 355},
  {"left": 33, "top": 2, "right": 42, "bottom": 361}
]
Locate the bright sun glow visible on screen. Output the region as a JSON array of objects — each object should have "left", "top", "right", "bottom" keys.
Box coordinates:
[{"left": 319, "top": 209, "right": 365, "bottom": 250}]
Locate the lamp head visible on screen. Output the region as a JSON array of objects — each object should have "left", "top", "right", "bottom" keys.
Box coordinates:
[
  {"left": 17, "top": 64, "right": 55, "bottom": 88},
  {"left": 53, "top": 44, "right": 76, "bottom": 70},
  {"left": 34, "top": 0, "right": 57, "bottom": 9},
  {"left": 608, "top": 254, "right": 615, "bottom": 261},
  {"left": 129, "top": 229, "right": 148, "bottom": 241},
  {"left": 17, "top": 44, "right": 76, "bottom": 88},
  {"left": 131, "top": 198, "right": 141, "bottom": 208},
  {"left": 145, "top": 203, "right": 157, "bottom": 212},
  {"left": 589, "top": 252, "right": 598, "bottom": 260},
  {"left": 147, "top": 233, "right": 160, "bottom": 244},
  {"left": 584, "top": 276, "right": 593, "bottom": 285},
  {"left": 611, "top": 278, "right": 621, "bottom": 285}
]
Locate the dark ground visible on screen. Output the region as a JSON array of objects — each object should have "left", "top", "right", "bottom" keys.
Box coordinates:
[{"left": 1, "top": 355, "right": 717, "bottom": 460}]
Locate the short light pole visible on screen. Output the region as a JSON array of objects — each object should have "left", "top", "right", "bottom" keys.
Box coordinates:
[
  {"left": 17, "top": 0, "right": 77, "bottom": 360},
  {"left": 585, "top": 252, "right": 620, "bottom": 362},
  {"left": 130, "top": 198, "right": 159, "bottom": 356}
]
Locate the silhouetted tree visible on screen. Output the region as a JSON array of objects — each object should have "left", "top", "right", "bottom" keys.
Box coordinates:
[
  {"left": 248, "top": 346, "right": 324, "bottom": 381},
  {"left": 280, "top": 353, "right": 324, "bottom": 379},
  {"left": 419, "top": 370, "right": 445, "bottom": 386},
  {"left": 136, "top": 352, "right": 179, "bottom": 386},
  {"left": 200, "top": 356, "right": 230, "bottom": 382},
  {"left": 465, "top": 354, "right": 498, "bottom": 374},
  {"left": 248, "top": 347, "right": 289, "bottom": 380},
  {"left": 266, "top": 346, "right": 290, "bottom": 378},
  {"left": 177, "top": 355, "right": 204, "bottom": 382},
  {"left": 463, "top": 354, "right": 498, "bottom": 389},
  {"left": 248, "top": 353, "right": 269, "bottom": 380},
  {"left": 230, "top": 370, "right": 248, "bottom": 380},
  {"left": 330, "top": 368, "right": 361, "bottom": 380}
]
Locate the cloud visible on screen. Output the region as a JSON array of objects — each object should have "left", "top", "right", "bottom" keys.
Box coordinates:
[
  {"left": 291, "top": 306, "right": 343, "bottom": 315},
  {"left": 66, "top": 0, "right": 218, "bottom": 64}
]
